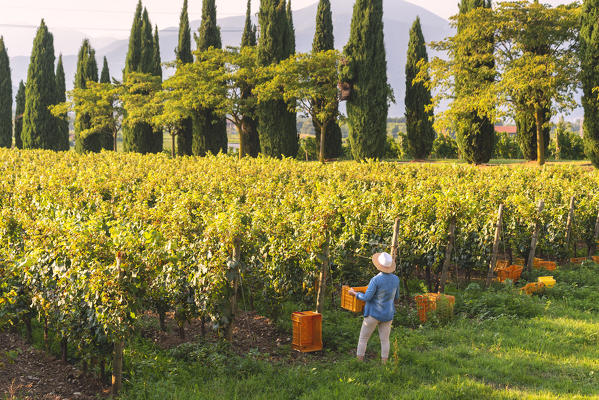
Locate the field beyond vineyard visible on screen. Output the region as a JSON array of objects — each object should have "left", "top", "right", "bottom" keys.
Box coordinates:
[{"left": 2, "top": 149, "right": 599, "bottom": 399}]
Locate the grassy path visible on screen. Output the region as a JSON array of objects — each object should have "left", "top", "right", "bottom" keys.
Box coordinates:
[{"left": 121, "top": 265, "right": 599, "bottom": 400}]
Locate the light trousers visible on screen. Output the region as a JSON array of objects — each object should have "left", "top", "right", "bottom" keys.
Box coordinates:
[{"left": 356, "top": 316, "right": 392, "bottom": 359}]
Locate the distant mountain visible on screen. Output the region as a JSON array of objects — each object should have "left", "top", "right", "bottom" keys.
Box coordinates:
[{"left": 9, "top": 0, "right": 453, "bottom": 117}]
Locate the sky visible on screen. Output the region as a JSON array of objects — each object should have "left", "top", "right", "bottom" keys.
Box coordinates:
[{"left": 0, "top": 0, "right": 575, "bottom": 56}]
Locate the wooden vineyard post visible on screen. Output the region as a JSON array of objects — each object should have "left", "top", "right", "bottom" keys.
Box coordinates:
[
  {"left": 226, "top": 240, "right": 241, "bottom": 343},
  {"left": 112, "top": 340, "right": 124, "bottom": 396},
  {"left": 527, "top": 200, "right": 545, "bottom": 274},
  {"left": 565, "top": 196, "right": 575, "bottom": 256},
  {"left": 589, "top": 208, "right": 599, "bottom": 257},
  {"left": 112, "top": 252, "right": 124, "bottom": 397},
  {"left": 316, "top": 232, "right": 330, "bottom": 314},
  {"left": 439, "top": 220, "right": 456, "bottom": 293},
  {"left": 390, "top": 218, "right": 400, "bottom": 265},
  {"left": 486, "top": 205, "right": 504, "bottom": 287}
]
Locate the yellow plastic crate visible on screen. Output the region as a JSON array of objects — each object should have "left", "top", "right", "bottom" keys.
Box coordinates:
[{"left": 538, "top": 276, "right": 556, "bottom": 288}]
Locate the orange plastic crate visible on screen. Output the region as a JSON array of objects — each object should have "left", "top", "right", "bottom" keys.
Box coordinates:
[
  {"left": 536, "top": 260, "right": 557, "bottom": 271},
  {"left": 520, "top": 282, "right": 545, "bottom": 295},
  {"left": 592, "top": 256, "right": 599, "bottom": 263},
  {"left": 341, "top": 285, "right": 368, "bottom": 313},
  {"left": 414, "top": 293, "right": 455, "bottom": 323},
  {"left": 495, "top": 265, "right": 523, "bottom": 282},
  {"left": 291, "top": 311, "right": 322, "bottom": 352},
  {"left": 570, "top": 257, "right": 588, "bottom": 265},
  {"left": 496, "top": 260, "right": 509, "bottom": 270}
]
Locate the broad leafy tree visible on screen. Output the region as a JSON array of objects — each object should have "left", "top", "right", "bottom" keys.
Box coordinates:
[
  {"left": 255, "top": 51, "right": 342, "bottom": 163},
  {"left": 257, "top": 0, "right": 298, "bottom": 158},
  {"left": 311, "top": 0, "right": 342, "bottom": 159},
  {"left": 428, "top": 1, "right": 580, "bottom": 166},
  {"left": 580, "top": 0, "right": 599, "bottom": 167},
  {"left": 193, "top": 0, "right": 228, "bottom": 156},
  {"left": 454, "top": 0, "right": 495, "bottom": 164}
]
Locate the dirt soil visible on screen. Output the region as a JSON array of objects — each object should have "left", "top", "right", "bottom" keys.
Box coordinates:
[
  {"left": 0, "top": 332, "right": 106, "bottom": 400},
  {"left": 140, "top": 310, "right": 326, "bottom": 363}
]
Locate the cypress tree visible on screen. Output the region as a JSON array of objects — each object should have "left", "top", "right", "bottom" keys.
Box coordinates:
[
  {"left": 74, "top": 40, "right": 107, "bottom": 153},
  {"left": 240, "top": 0, "right": 260, "bottom": 157},
  {"left": 455, "top": 0, "right": 495, "bottom": 164},
  {"left": 404, "top": 18, "right": 434, "bottom": 159},
  {"left": 0, "top": 37, "right": 12, "bottom": 148},
  {"left": 152, "top": 26, "right": 163, "bottom": 153},
  {"left": 312, "top": 0, "right": 342, "bottom": 159},
  {"left": 257, "top": 0, "right": 298, "bottom": 158},
  {"left": 193, "top": 0, "right": 228, "bottom": 156},
  {"left": 342, "top": 0, "right": 389, "bottom": 160},
  {"left": 124, "top": 1, "right": 143, "bottom": 77},
  {"left": 22, "top": 20, "right": 57, "bottom": 150},
  {"left": 99, "top": 57, "right": 114, "bottom": 150},
  {"left": 580, "top": 0, "right": 599, "bottom": 167},
  {"left": 14, "top": 81, "right": 25, "bottom": 149},
  {"left": 241, "top": 0, "right": 257, "bottom": 47},
  {"left": 286, "top": 1, "right": 296, "bottom": 55},
  {"left": 123, "top": 3, "right": 159, "bottom": 154},
  {"left": 100, "top": 56, "right": 111, "bottom": 84},
  {"left": 55, "top": 54, "right": 69, "bottom": 151},
  {"left": 175, "top": 0, "right": 194, "bottom": 156}
]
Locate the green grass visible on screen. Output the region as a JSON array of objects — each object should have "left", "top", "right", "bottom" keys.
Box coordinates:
[{"left": 120, "top": 263, "right": 599, "bottom": 400}]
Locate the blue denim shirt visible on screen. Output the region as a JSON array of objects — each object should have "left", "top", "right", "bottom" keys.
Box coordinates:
[{"left": 356, "top": 272, "right": 400, "bottom": 322}]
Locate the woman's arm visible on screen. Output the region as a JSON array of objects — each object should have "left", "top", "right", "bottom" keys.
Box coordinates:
[
  {"left": 356, "top": 278, "right": 377, "bottom": 302},
  {"left": 394, "top": 278, "right": 400, "bottom": 302}
]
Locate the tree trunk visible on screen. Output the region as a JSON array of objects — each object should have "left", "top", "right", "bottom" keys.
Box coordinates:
[
  {"left": 237, "top": 124, "right": 247, "bottom": 159},
  {"left": 171, "top": 133, "right": 176, "bottom": 158},
  {"left": 315, "top": 234, "right": 330, "bottom": 313},
  {"left": 61, "top": 336, "right": 67, "bottom": 362},
  {"left": 158, "top": 309, "right": 167, "bottom": 332},
  {"left": 439, "top": 221, "right": 456, "bottom": 293},
  {"left": 425, "top": 266, "right": 432, "bottom": 292},
  {"left": 535, "top": 107, "right": 545, "bottom": 166},
  {"left": 486, "top": 205, "right": 504, "bottom": 287},
  {"left": 319, "top": 123, "right": 327, "bottom": 163},
  {"left": 111, "top": 340, "right": 124, "bottom": 397},
  {"left": 113, "top": 130, "right": 118, "bottom": 152},
  {"left": 43, "top": 317, "right": 49, "bottom": 350}
]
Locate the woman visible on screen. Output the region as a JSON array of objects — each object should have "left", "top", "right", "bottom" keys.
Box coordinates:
[{"left": 348, "top": 251, "right": 400, "bottom": 364}]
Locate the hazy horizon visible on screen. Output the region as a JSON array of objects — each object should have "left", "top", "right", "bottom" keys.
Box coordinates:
[{"left": 0, "top": 0, "right": 574, "bottom": 56}]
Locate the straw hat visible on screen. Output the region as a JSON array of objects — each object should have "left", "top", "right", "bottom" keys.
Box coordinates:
[{"left": 372, "top": 252, "right": 396, "bottom": 273}]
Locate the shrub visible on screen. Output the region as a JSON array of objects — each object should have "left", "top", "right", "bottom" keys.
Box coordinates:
[
  {"left": 431, "top": 134, "right": 458, "bottom": 159},
  {"left": 493, "top": 132, "right": 522, "bottom": 159},
  {"left": 296, "top": 137, "right": 318, "bottom": 161},
  {"left": 548, "top": 123, "right": 585, "bottom": 160},
  {"left": 458, "top": 282, "right": 544, "bottom": 319}
]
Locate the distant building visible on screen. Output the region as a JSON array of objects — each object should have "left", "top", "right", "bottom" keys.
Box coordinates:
[{"left": 495, "top": 125, "right": 517, "bottom": 135}]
